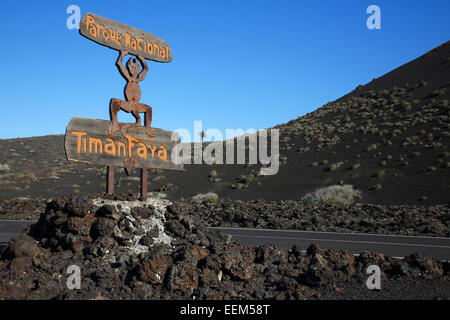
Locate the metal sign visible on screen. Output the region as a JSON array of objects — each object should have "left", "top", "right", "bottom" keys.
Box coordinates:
[
  {"left": 65, "top": 117, "right": 182, "bottom": 171},
  {"left": 65, "top": 13, "right": 180, "bottom": 199},
  {"left": 79, "top": 13, "right": 172, "bottom": 63}
]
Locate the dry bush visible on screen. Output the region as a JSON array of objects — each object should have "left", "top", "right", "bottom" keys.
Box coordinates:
[
  {"left": 192, "top": 192, "right": 219, "bottom": 203},
  {"left": 301, "top": 184, "right": 362, "bottom": 205}
]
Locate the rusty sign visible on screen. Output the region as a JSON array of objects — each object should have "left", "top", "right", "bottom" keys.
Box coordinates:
[
  {"left": 79, "top": 13, "right": 172, "bottom": 63},
  {"left": 65, "top": 117, "right": 183, "bottom": 171},
  {"left": 109, "top": 50, "right": 153, "bottom": 138},
  {"left": 68, "top": 13, "right": 177, "bottom": 199}
]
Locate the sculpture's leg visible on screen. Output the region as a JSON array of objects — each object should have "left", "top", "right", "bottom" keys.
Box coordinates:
[
  {"left": 132, "top": 110, "right": 142, "bottom": 125},
  {"left": 120, "top": 107, "right": 142, "bottom": 136},
  {"left": 145, "top": 106, "right": 153, "bottom": 135},
  {"left": 108, "top": 99, "right": 124, "bottom": 134},
  {"left": 138, "top": 104, "right": 153, "bottom": 137}
]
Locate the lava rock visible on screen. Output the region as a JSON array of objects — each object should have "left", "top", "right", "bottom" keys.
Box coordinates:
[{"left": 92, "top": 217, "right": 116, "bottom": 237}]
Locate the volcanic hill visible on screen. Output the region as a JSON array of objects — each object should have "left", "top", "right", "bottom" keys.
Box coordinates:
[{"left": 0, "top": 41, "right": 449, "bottom": 205}]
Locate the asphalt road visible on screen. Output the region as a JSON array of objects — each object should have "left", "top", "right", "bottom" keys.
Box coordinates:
[
  {"left": 0, "top": 220, "right": 35, "bottom": 248},
  {"left": 1, "top": 220, "right": 449, "bottom": 260},
  {"left": 209, "top": 227, "right": 450, "bottom": 260}
]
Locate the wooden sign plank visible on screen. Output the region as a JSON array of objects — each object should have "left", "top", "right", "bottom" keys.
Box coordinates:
[
  {"left": 64, "top": 117, "right": 183, "bottom": 171},
  {"left": 79, "top": 12, "right": 172, "bottom": 63}
]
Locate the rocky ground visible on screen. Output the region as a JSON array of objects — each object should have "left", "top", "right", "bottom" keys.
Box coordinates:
[
  {"left": 0, "top": 197, "right": 46, "bottom": 220},
  {"left": 0, "top": 195, "right": 448, "bottom": 300},
  {"left": 177, "top": 199, "right": 450, "bottom": 237},
  {"left": 2, "top": 196, "right": 448, "bottom": 238}
]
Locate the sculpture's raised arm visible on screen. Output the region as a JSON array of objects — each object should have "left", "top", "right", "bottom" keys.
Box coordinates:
[
  {"left": 137, "top": 55, "right": 148, "bottom": 82},
  {"left": 115, "top": 50, "right": 130, "bottom": 81}
]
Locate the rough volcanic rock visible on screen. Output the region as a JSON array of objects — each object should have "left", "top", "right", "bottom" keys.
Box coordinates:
[
  {"left": 178, "top": 199, "right": 450, "bottom": 237},
  {"left": 0, "top": 195, "right": 448, "bottom": 300}
]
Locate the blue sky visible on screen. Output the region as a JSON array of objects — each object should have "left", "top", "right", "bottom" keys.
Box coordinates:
[{"left": 0, "top": 0, "right": 449, "bottom": 140}]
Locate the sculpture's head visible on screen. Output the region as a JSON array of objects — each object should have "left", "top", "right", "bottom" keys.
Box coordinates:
[{"left": 126, "top": 57, "right": 140, "bottom": 77}]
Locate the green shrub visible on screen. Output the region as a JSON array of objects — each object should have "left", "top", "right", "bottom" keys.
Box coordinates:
[
  {"left": 301, "top": 185, "right": 361, "bottom": 205},
  {"left": 327, "top": 162, "right": 344, "bottom": 172},
  {"left": 351, "top": 163, "right": 360, "bottom": 170},
  {"left": 208, "top": 170, "right": 218, "bottom": 177},
  {"left": 192, "top": 192, "right": 218, "bottom": 202}
]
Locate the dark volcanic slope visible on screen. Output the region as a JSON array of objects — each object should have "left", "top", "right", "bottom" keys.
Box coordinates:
[{"left": 0, "top": 42, "right": 449, "bottom": 204}]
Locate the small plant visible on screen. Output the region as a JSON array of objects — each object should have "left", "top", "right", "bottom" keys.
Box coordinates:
[
  {"left": 208, "top": 170, "right": 218, "bottom": 177},
  {"left": 366, "top": 144, "right": 377, "bottom": 152},
  {"left": 351, "top": 163, "right": 360, "bottom": 170},
  {"left": 439, "top": 99, "right": 448, "bottom": 107},
  {"left": 376, "top": 170, "right": 386, "bottom": 177},
  {"left": 327, "top": 162, "right": 344, "bottom": 172},
  {"left": 301, "top": 184, "right": 362, "bottom": 205},
  {"left": 230, "top": 182, "right": 248, "bottom": 190},
  {"left": 192, "top": 192, "right": 218, "bottom": 202}
]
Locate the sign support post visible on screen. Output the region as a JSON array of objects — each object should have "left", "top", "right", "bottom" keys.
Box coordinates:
[
  {"left": 107, "top": 166, "right": 114, "bottom": 195},
  {"left": 140, "top": 168, "right": 148, "bottom": 200}
]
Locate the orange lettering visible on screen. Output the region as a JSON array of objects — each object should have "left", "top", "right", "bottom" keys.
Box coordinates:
[
  {"left": 158, "top": 145, "right": 167, "bottom": 161},
  {"left": 160, "top": 47, "right": 165, "bottom": 59},
  {"left": 138, "top": 38, "right": 146, "bottom": 53},
  {"left": 131, "top": 38, "right": 137, "bottom": 50},
  {"left": 89, "top": 137, "right": 103, "bottom": 153},
  {"left": 147, "top": 42, "right": 153, "bottom": 54},
  {"left": 125, "top": 32, "right": 131, "bottom": 47},
  {"left": 104, "top": 139, "right": 116, "bottom": 155},
  {"left": 116, "top": 33, "right": 122, "bottom": 45},
  {"left": 153, "top": 43, "right": 159, "bottom": 56},
  {"left": 85, "top": 15, "right": 95, "bottom": 31},
  {"left": 137, "top": 143, "right": 148, "bottom": 159},
  {"left": 148, "top": 144, "right": 157, "bottom": 158},
  {"left": 97, "top": 23, "right": 104, "bottom": 38},
  {"left": 71, "top": 131, "right": 87, "bottom": 153},
  {"left": 109, "top": 28, "right": 116, "bottom": 42},
  {"left": 118, "top": 141, "right": 126, "bottom": 156},
  {"left": 89, "top": 23, "right": 97, "bottom": 37},
  {"left": 126, "top": 135, "right": 138, "bottom": 156},
  {"left": 102, "top": 28, "right": 109, "bottom": 41}
]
